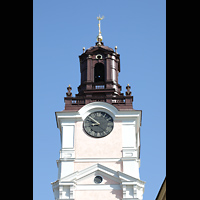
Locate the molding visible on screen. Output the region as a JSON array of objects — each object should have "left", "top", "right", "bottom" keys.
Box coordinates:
[
  {"left": 122, "top": 148, "right": 138, "bottom": 159},
  {"left": 122, "top": 147, "right": 137, "bottom": 150},
  {"left": 78, "top": 102, "right": 141, "bottom": 121},
  {"left": 78, "top": 102, "right": 118, "bottom": 120},
  {"left": 57, "top": 199, "right": 74, "bottom": 200},
  {"left": 121, "top": 181, "right": 145, "bottom": 187},
  {"left": 55, "top": 111, "right": 81, "bottom": 130},
  {"left": 75, "top": 163, "right": 119, "bottom": 182},
  {"left": 60, "top": 149, "right": 75, "bottom": 159},
  {"left": 51, "top": 181, "right": 76, "bottom": 188},
  {"left": 121, "top": 157, "right": 140, "bottom": 162},
  {"left": 57, "top": 158, "right": 75, "bottom": 162},
  {"left": 51, "top": 180, "right": 59, "bottom": 189},
  {"left": 74, "top": 158, "right": 121, "bottom": 162},
  {"left": 122, "top": 148, "right": 138, "bottom": 158},
  {"left": 122, "top": 199, "right": 140, "bottom": 200},
  {"left": 118, "top": 171, "right": 146, "bottom": 185},
  {"left": 75, "top": 184, "right": 121, "bottom": 190}
]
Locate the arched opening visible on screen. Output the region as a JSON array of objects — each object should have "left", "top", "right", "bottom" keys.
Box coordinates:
[{"left": 94, "top": 63, "right": 105, "bottom": 83}]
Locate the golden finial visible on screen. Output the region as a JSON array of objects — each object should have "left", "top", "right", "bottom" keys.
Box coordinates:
[
  {"left": 115, "top": 46, "right": 118, "bottom": 53},
  {"left": 96, "top": 15, "right": 104, "bottom": 43},
  {"left": 97, "top": 15, "right": 104, "bottom": 35}
]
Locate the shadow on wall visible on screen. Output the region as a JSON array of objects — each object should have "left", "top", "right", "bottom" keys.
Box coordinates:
[
  {"left": 110, "top": 189, "right": 123, "bottom": 199},
  {"left": 104, "top": 178, "right": 123, "bottom": 199}
]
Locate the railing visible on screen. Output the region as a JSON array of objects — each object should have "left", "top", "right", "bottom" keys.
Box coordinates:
[
  {"left": 91, "top": 99, "right": 106, "bottom": 102},
  {"left": 95, "top": 85, "right": 105, "bottom": 89},
  {"left": 65, "top": 95, "right": 132, "bottom": 107},
  {"left": 112, "top": 99, "right": 125, "bottom": 103},
  {"left": 69, "top": 97, "right": 126, "bottom": 105},
  {"left": 71, "top": 99, "right": 85, "bottom": 105},
  {"left": 92, "top": 82, "right": 105, "bottom": 89}
]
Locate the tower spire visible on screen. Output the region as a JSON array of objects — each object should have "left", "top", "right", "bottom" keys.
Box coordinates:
[{"left": 96, "top": 15, "right": 104, "bottom": 45}]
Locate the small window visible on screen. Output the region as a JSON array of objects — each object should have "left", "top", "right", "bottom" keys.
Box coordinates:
[
  {"left": 94, "top": 176, "right": 103, "bottom": 184},
  {"left": 96, "top": 54, "right": 102, "bottom": 59}
]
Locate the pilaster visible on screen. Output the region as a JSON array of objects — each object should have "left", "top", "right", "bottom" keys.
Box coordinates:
[{"left": 57, "top": 122, "right": 76, "bottom": 179}]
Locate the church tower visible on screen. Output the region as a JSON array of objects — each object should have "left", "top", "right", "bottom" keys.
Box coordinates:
[{"left": 51, "top": 16, "right": 145, "bottom": 200}]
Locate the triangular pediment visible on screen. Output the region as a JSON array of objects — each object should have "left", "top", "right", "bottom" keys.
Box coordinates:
[
  {"left": 59, "top": 163, "right": 143, "bottom": 185},
  {"left": 51, "top": 164, "right": 145, "bottom": 200},
  {"left": 77, "top": 171, "right": 120, "bottom": 185}
]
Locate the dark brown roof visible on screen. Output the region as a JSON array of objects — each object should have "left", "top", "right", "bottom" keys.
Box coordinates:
[{"left": 85, "top": 44, "right": 114, "bottom": 54}]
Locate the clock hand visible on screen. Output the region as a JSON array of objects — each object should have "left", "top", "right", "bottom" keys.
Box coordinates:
[
  {"left": 88, "top": 116, "right": 100, "bottom": 125},
  {"left": 92, "top": 123, "right": 99, "bottom": 126},
  {"left": 96, "top": 124, "right": 106, "bottom": 133}
]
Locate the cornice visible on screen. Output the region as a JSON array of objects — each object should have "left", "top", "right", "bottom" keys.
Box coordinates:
[{"left": 55, "top": 102, "right": 142, "bottom": 136}]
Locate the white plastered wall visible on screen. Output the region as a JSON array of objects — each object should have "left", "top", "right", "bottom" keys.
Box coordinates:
[{"left": 54, "top": 102, "right": 143, "bottom": 199}]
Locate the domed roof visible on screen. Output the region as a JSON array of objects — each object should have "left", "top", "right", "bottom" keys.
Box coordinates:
[{"left": 85, "top": 43, "right": 114, "bottom": 54}]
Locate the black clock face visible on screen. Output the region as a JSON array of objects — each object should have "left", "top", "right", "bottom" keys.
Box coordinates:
[{"left": 83, "top": 111, "right": 114, "bottom": 138}]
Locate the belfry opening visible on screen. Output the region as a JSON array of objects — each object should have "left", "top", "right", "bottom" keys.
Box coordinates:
[{"left": 94, "top": 63, "right": 105, "bottom": 83}]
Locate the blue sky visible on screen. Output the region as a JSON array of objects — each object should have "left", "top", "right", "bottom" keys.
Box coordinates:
[{"left": 33, "top": 0, "right": 166, "bottom": 199}]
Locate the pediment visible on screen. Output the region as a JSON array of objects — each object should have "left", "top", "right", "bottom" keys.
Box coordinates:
[
  {"left": 59, "top": 163, "right": 143, "bottom": 184},
  {"left": 77, "top": 171, "right": 120, "bottom": 185},
  {"left": 51, "top": 164, "right": 145, "bottom": 200}
]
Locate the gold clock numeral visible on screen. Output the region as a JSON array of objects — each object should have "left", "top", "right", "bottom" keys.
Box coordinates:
[
  {"left": 85, "top": 127, "right": 91, "bottom": 132},
  {"left": 106, "top": 117, "right": 111, "bottom": 121},
  {"left": 90, "top": 131, "right": 95, "bottom": 136},
  {"left": 103, "top": 131, "right": 107, "bottom": 136},
  {"left": 91, "top": 113, "right": 96, "bottom": 118},
  {"left": 97, "top": 112, "right": 101, "bottom": 117},
  {"left": 94, "top": 132, "right": 97, "bottom": 137},
  {"left": 106, "top": 126, "right": 112, "bottom": 132},
  {"left": 84, "top": 122, "right": 90, "bottom": 127}
]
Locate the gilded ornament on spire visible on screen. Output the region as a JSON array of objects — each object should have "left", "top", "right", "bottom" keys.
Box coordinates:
[
  {"left": 97, "top": 15, "right": 104, "bottom": 35},
  {"left": 96, "top": 15, "right": 104, "bottom": 44}
]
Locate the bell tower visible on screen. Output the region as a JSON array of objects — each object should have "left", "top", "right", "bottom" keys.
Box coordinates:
[
  {"left": 77, "top": 40, "right": 123, "bottom": 104},
  {"left": 51, "top": 16, "right": 145, "bottom": 200}
]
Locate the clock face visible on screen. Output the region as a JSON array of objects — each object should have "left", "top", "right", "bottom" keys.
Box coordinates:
[{"left": 83, "top": 111, "right": 114, "bottom": 138}]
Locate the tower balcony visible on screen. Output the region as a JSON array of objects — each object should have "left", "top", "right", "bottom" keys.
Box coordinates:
[
  {"left": 78, "top": 81, "right": 122, "bottom": 96},
  {"left": 64, "top": 95, "right": 133, "bottom": 111}
]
